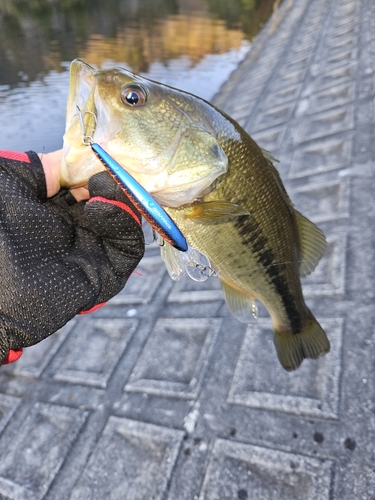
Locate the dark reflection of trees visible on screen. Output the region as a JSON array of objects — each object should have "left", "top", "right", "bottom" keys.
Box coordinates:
[
  {"left": 0, "top": 0, "right": 277, "bottom": 88},
  {"left": 207, "top": 0, "right": 277, "bottom": 40},
  {"left": 0, "top": 0, "right": 179, "bottom": 86}
]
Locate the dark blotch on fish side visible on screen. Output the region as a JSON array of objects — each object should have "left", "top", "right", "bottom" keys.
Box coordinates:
[{"left": 234, "top": 215, "right": 302, "bottom": 334}]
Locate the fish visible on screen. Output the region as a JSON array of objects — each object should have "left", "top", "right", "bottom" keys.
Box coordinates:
[{"left": 61, "top": 58, "right": 330, "bottom": 371}]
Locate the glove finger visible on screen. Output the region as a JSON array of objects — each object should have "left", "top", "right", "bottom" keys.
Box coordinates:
[
  {"left": 84, "top": 198, "right": 145, "bottom": 277},
  {"left": 85, "top": 197, "right": 142, "bottom": 237},
  {"left": 88, "top": 171, "right": 142, "bottom": 221},
  {"left": 88, "top": 171, "right": 120, "bottom": 199}
]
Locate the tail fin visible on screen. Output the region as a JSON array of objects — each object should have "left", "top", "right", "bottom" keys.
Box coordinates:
[{"left": 274, "top": 311, "right": 330, "bottom": 371}]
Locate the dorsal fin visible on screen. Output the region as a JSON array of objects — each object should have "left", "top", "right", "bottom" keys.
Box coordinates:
[
  {"left": 260, "top": 147, "right": 279, "bottom": 165},
  {"left": 294, "top": 210, "right": 327, "bottom": 277},
  {"left": 261, "top": 148, "right": 326, "bottom": 278},
  {"left": 261, "top": 148, "right": 295, "bottom": 208}
]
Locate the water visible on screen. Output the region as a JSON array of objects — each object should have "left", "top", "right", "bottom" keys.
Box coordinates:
[{"left": 0, "top": 0, "right": 277, "bottom": 153}]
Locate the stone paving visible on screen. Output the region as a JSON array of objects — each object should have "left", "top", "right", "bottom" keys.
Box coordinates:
[{"left": 0, "top": 0, "right": 375, "bottom": 498}]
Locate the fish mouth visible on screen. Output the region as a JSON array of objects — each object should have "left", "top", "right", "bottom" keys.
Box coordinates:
[
  {"left": 65, "top": 59, "right": 129, "bottom": 149},
  {"left": 61, "top": 60, "right": 122, "bottom": 187},
  {"left": 65, "top": 60, "right": 100, "bottom": 144},
  {"left": 60, "top": 61, "right": 97, "bottom": 187}
]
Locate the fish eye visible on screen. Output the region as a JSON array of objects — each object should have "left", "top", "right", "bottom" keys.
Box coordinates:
[{"left": 121, "top": 84, "right": 147, "bottom": 106}]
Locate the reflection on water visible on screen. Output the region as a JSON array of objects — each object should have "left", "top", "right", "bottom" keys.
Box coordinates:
[
  {"left": 0, "top": 0, "right": 278, "bottom": 151},
  {"left": 82, "top": 14, "right": 245, "bottom": 72}
]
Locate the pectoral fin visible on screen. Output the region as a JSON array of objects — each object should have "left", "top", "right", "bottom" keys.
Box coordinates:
[
  {"left": 294, "top": 210, "right": 327, "bottom": 277},
  {"left": 220, "top": 279, "right": 258, "bottom": 323},
  {"left": 160, "top": 240, "right": 185, "bottom": 281},
  {"left": 187, "top": 201, "right": 250, "bottom": 224}
]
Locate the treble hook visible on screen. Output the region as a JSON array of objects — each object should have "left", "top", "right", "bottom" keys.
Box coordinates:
[
  {"left": 144, "top": 228, "right": 165, "bottom": 246},
  {"left": 76, "top": 105, "right": 97, "bottom": 146}
]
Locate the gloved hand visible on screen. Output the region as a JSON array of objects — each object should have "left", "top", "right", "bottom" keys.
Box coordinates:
[{"left": 0, "top": 151, "right": 145, "bottom": 365}]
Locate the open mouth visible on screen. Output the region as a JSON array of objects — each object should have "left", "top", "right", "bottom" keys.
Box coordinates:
[{"left": 66, "top": 60, "right": 97, "bottom": 128}]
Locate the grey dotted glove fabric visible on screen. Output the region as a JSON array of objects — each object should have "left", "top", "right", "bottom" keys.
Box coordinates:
[{"left": 0, "top": 151, "right": 145, "bottom": 364}]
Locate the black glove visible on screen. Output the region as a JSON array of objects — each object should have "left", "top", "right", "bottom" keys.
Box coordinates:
[{"left": 0, "top": 151, "right": 145, "bottom": 365}]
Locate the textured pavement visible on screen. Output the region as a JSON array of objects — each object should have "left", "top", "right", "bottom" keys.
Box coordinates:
[{"left": 1, "top": 0, "right": 375, "bottom": 498}]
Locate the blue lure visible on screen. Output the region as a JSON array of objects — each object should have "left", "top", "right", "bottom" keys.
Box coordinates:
[{"left": 90, "top": 142, "right": 188, "bottom": 252}]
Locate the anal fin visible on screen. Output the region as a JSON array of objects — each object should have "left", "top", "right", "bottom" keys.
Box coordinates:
[{"left": 294, "top": 210, "right": 327, "bottom": 277}]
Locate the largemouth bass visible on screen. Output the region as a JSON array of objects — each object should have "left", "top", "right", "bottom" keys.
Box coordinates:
[{"left": 61, "top": 59, "right": 329, "bottom": 371}]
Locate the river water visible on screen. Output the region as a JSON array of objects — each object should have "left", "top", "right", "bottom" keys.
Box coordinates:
[{"left": 0, "top": 0, "right": 277, "bottom": 153}]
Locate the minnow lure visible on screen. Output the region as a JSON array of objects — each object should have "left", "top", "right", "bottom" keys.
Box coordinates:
[
  {"left": 77, "top": 108, "right": 188, "bottom": 252},
  {"left": 91, "top": 143, "right": 188, "bottom": 252}
]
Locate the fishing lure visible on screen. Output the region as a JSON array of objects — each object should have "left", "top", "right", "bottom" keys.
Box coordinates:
[{"left": 77, "top": 108, "right": 188, "bottom": 252}]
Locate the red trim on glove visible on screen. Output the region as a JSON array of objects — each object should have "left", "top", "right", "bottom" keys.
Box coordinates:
[
  {"left": 2, "top": 349, "right": 23, "bottom": 365},
  {"left": 88, "top": 196, "right": 141, "bottom": 225},
  {"left": 79, "top": 301, "right": 107, "bottom": 314},
  {"left": 0, "top": 151, "right": 30, "bottom": 163}
]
